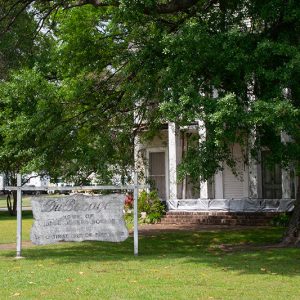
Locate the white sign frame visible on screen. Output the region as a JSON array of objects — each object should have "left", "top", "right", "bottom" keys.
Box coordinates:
[{"left": 4, "top": 173, "right": 148, "bottom": 258}]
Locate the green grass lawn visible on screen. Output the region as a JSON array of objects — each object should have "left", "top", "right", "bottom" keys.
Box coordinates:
[
  {"left": 0, "top": 193, "right": 72, "bottom": 208},
  {"left": 0, "top": 212, "right": 300, "bottom": 299},
  {"left": 0, "top": 195, "right": 32, "bottom": 208},
  {"left": 0, "top": 211, "right": 33, "bottom": 243}
]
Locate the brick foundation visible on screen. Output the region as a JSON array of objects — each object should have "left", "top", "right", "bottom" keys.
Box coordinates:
[{"left": 159, "top": 211, "right": 284, "bottom": 226}]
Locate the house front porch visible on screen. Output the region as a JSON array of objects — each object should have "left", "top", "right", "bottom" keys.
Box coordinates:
[{"left": 134, "top": 122, "right": 296, "bottom": 216}]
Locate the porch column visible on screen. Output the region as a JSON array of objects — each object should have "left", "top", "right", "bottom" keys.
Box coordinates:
[
  {"left": 248, "top": 133, "right": 262, "bottom": 198},
  {"left": 282, "top": 169, "right": 292, "bottom": 199},
  {"left": 133, "top": 134, "right": 140, "bottom": 169},
  {"left": 281, "top": 132, "right": 292, "bottom": 199},
  {"left": 214, "top": 171, "right": 224, "bottom": 199},
  {"left": 198, "top": 120, "right": 211, "bottom": 199},
  {"left": 0, "top": 174, "right": 4, "bottom": 190},
  {"left": 247, "top": 79, "right": 262, "bottom": 198},
  {"left": 133, "top": 133, "right": 146, "bottom": 186},
  {"left": 168, "top": 122, "right": 181, "bottom": 200}
]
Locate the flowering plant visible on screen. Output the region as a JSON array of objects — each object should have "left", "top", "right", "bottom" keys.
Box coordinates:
[{"left": 124, "top": 193, "right": 133, "bottom": 209}]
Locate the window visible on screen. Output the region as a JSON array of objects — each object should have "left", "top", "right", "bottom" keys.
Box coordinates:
[
  {"left": 148, "top": 152, "right": 166, "bottom": 200},
  {"left": 262, "top": 152, "right": 282, "bottom": 199}
]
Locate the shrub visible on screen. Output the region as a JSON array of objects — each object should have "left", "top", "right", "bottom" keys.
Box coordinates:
[
  {"left": 124, "top": 212, "right": 134, "bottom": 229},
  {"left": 146, "top": 212, "right": 163, "bottom": 224},
  {"left": 138, "top": 190, "right": 151, "bottom": 213},
  {"left": 138, "top": 190, "right": 165, "bottom": 223},
  {"left": 271, "top": 213, "right": 291, "bottom": 227}
]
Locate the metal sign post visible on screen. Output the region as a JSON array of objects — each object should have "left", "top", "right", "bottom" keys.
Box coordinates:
[
  {"left": 133, "top": 172, "right": 138, "bottom": 256},
  {"left": 16, "top": 174, "right": 22, "bottom": 259}
]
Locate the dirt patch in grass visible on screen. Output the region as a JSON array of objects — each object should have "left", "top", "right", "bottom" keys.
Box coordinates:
[
  {"left": 135, "top": 223, "right": 267, "bottom": 235},
  {"left": 0, "top": 241, "right": 35, "bottom": 251},
  {"left": 215, "top": 242, "right": 297, "bottom": 252}
]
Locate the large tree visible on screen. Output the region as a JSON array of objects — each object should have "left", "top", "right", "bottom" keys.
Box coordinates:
[
  {"left": 0, "top": 3, "right": 41, "bottom": 214},
  {"left": 0, "top": 0, "right": 299, "bottom": 244}
]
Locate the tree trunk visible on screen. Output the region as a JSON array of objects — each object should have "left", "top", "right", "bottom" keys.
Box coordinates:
[
  {"left": 6, "top": 191, "right": 17, "bottom": 216},
  {"left": 281, "top": 178, "right": 300, "bottom": 246}
]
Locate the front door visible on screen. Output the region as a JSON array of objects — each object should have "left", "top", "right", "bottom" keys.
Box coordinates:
[
  {"left": 148, "top": 151, "right": 166, "bottom": 200},
  {"left": 262, "top": 152, "right": 282, "bottom": 199}
]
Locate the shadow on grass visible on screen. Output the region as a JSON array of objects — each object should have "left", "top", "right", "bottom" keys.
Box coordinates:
[
  {"left": 2, "top": 227, "right": 300, "bottom": 276},
  {"left": 0, "top": 210, "right": 33, "bottom": 220}
]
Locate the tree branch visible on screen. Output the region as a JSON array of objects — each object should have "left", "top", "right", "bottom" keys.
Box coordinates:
[
  {"left": 1, "top": 0, "right": 216, "bottom": 33},
  {"left": 154, "top": 0, "right": 200, "bottom": 14},
  {"left": 0, "top": 0, "right": 34, "bottom": 33},
  {"left": 63, "top": 0, "right": 118, "bottom": 10}
]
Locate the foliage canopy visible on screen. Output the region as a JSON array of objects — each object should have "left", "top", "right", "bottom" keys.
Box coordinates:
[{"left": 0, "top": 0, "right": 299, "bottom": 182}]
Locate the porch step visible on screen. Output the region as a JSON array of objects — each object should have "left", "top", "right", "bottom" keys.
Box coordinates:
[{"left": 159, "top": 211, "right": 282, "bottom": 226}]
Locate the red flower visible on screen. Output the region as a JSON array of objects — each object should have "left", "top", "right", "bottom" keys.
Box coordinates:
[{"left": 125, "top": 193, "right": 133, "bottom": 208}]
